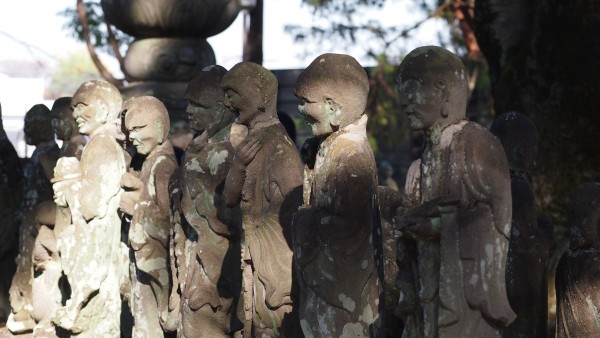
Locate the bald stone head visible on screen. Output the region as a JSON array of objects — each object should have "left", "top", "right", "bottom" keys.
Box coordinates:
[
  {"left": 568, "top": 182, "right": 600, "bottom": 249},
  {"left": 396, "top": 46, "right": 469, "bottom": 133},
  {"left": 490, "top": 111, "right": 538, "bottom": 173},
  {"left": 185, "top": 65, "right": 233, "bottom": 136},
  {"left": 295, "top": 53, "right": 369, "bottom": 136},
  {"left": 51, "top": 97, "right": 80, "bottom": 141},
  {"left": 72, "top": 80, "right": 123, "bottom": 135},
  {"left": 123, "top": 96, "right": 170, "bottom": 156},
  {"left": 24, "top": 104, "right": 54, "bottom": 145},
  {"left": 221, "top": 62, "right": 278, "bottom": 126}
]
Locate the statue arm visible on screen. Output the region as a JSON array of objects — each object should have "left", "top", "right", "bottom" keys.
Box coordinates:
[
  {"left": 143, "top": 157, "right": 178, "bottom": 247},
  {"left": 79, "top": 135, "right": 125, "bottom": 221},
  {"left": 460, "top": 128, "right": 515, "bottom": 325},
  {"left": 224, "top": 135, "right": 261, "bottom": 207}
]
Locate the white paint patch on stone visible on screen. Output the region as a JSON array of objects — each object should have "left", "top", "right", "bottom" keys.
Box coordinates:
[
  {"left": 341, "top": 322, "right": 367, "bottom": 338},
  {"left": 338, "top": 293, "right": 356, "bottom": 312},
  {"left": 185, "top": 158, "right": 205, "bottom": 173},
  {"left": 208, "top": 149, "right": 228, "bottom": 175},
  {"left": 148, "top": 156, "right": 166, "bottom": 198}
]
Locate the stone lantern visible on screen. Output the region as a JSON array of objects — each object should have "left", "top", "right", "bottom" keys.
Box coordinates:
[{"left": 101, "top": 0, "right": 241, "bottom": 122}]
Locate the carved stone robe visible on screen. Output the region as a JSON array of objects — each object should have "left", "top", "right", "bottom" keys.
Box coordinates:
[
  {"left": 127, "top": 141, "right": 177, "bottom": 337},
  {"left": 169, "top": 125, "right": 242, "bottom": 337},
  {"left": 8, "top": 140, "right": 58, "bottom": 333},
  {"left": 404, "top": 120, "right": 515, "bottom": 337},
  {"left": 555, "top": 247, "right": 600, "bottom": 337},
  {"left": 235, "top": 121, "right": 303, "bottom": 336},
  {"left": 60, "top": 133, "right": 125, "bottom": 337},
  {"left": 503, "top": 173, "right": 549, "bottom": 338},
  {"left": 293, "top": 115, "right": 384, "bottom": 338}
]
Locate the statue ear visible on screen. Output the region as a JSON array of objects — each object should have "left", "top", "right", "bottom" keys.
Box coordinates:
[
  {"left": 156, "top": 122, "right": 165, "bottom": 144},
  {"left": 325, "top": 97, "right": 341, "bottom": 128},
  {"left": 435, "top": 79, "right": 450, "bottom": 118},
  {"left": 99, "top": 104, "right": 109, "bottom": 124}
]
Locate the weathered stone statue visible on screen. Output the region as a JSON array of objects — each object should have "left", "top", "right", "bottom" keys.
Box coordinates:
[
  {"left": 30, "top": 200, "right": 61, "bottom": 337},
  {"left": 167, "top": 65, "right": 243, "bottom": 337},
  {"left": 398, "top": 46, "right": 515, "bottom": 337},
  {"left": 120, "top": 96, "right": 178, "bottom": 337},
  {"left": 555, "top": 182, "right": 600, "bottom": 337},
  {"left": 491, "top": 111, "right": 549, "bottom": 338},
  {"left": 51, "top": 97, "right": 87, "bottom": 159},
  {"left": 50, "top": 80, "right": 126, "bottom": 337},
  {"left": 379, "top": 161, "right": 399, "bottom": 192},
  {"left": 378, "top": 186, "right": 405, "bottom": 337},
  {"left": 291, "top": 53, "right": 384, "bottom": 337},
  {"left": 0, "top": 102, "right": 23, "bottom": 321},
  {"left": 222, "top": 62, "right": 303, "bottom": 337},
  {"left": 8, "top": 104, "right": 59, "bottom": 334}
]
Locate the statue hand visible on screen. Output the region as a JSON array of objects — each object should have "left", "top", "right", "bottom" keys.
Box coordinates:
[
  {"left": 120, "top": 190, "right": 141, "bottom": 216},
  {"left": 121, "top": 172, "right": 142, "bottom": 191},
  {"left": 235, "top": 136, "right": 261, "bottom": 166},
  {"left": 402, "top": 215, "right": 441, "bottom": 241},
  {"left": 52, "top": 306, "right": 80, "bottom": 333}
]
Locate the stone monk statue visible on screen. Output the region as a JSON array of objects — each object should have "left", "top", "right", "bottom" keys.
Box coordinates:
[
  {"left": 222, "top": 62, "right": 303, "bottom": 337},
  {"left": 291, "top": 53, "right": 384, "bottom": 337},
  {"left": 50, "top": 97, "right": 87, "bottom": 159},
  {"left": 397, "top": 46, "right": 515, "bottom": 337},
  {"left": 167, "top": 65, "right": 243, "bottom": 337},
  {"left": 8, "top": 104, "right": 59, "bottom": 334},
  {"left": 120, "top": 96, "right": 178, "bottom": 338},
  {"left": 51, "top": 80, "right": 126, "bottom": 337},
  {"left": 491, "top": 111, "right": 549, "bottom": 338}
]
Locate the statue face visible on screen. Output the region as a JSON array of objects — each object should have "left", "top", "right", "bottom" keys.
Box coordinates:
[
  {"left": 24, "top": 113, "right": 51, "bottom": 145},
  {"left": 72, "top": 99, "right": 107, "bottom": 135},
  {"left": 51, "top": 106, "right": 76, "bottom": 141},
  {"left": 186, "top": 99, "right": 213, "bottom": 134},
  {"left": 297, "top": 92, "right": 335, "bottom": 137},
  {"left": 223, "top": 86, "right": 259, "bottom": 126},
  {"left": 571, "top": 205, "right": 600, "bottom": 248},
  {"left": 397, "top": 73, "right": 445, "bottom": 131},
  {"left": 126, "top": 111, "right": 163, "bottom": 155}
]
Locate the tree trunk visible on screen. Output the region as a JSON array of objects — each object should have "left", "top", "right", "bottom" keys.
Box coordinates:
[
  {"left": 474, "top": 0, "right": 600, "bottom": 224},
  {"left": 77, "top": 0, "right": 122, "bottom": 87},
  {"left": 242, "top": 0, "right": 264, "bottom": 65}
]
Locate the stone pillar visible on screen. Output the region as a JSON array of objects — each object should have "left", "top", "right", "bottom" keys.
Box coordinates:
[{"left": 101, "top": 0, "right": 241, "bottom": 123}]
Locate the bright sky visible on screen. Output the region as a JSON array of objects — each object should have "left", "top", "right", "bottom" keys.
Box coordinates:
[{"left": 0, "top": 0, "right": 447, "bottom": 71}]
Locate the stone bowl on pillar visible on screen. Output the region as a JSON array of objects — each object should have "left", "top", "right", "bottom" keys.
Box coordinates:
[{"left": 101, "top": 0, "right": 241, "bottom": 135}]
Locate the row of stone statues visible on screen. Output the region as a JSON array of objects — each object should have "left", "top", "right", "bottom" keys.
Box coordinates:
[{"left": 0, "top": 45, "right": 598, "bottom": 337}]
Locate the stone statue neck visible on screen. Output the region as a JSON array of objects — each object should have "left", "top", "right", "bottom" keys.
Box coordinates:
[
  {"left": 425, "top": 117, "right": 466, "bottom": 146},
  {"left": 247, "top": 115, "right": 278, "bottom": 133}
]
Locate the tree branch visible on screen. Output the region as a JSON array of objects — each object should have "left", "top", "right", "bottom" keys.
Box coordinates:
[
  {"left": 451, "top": 0, "right": 483, "bottom": 61},
  {"left": 104, "top": 20, "right": 125, "bottom": 74},
  {"left": 76, "top": 0, "right": 122, "bottom": 87}
]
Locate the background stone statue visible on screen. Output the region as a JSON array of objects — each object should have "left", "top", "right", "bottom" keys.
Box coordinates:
[
  {"left": 51, "top": 97, "right": 87, "bottom": 159},
  {"left": 120, "top": 96, "right": 178, "bottom": 338},
  {"left": 8, "top": 103, "right": 59, "bottom": 334},
  {"left": 0, "top": 102, "right": 23, "bottom": 322},
  {"left": 398, "top": 46, "right": 515, "bottom": 337},
  {"left": 377, "top": 186, "right": 405, "bottom": 337},
  {"left": 491, "top": 111, "right": 550, "bottom": 338},
  {"left": 555, "top": 182, "right": 600, "bottom": 337},
  {"left": 167, "top": 65, "right": 243, "bottom": 337},
  {"left": 378, "top": 161, "right": 399, "bottom": 192},
  {"left": 291, "top": 53, "right": 384, "bottom": 337},
  {"left": 222, "top": 62, "right": 303, "bottom": 337},
  {"left": 30, "top": 200, "right": 61, "bottom": 337},
  {"left": 51, "top": 80, "right": 126, "bottom": 337}
]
